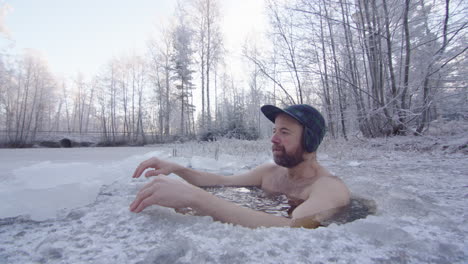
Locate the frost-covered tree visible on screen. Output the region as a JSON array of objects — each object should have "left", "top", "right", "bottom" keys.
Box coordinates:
[
  {"left": 148, "top": 25, "right": 174, "bottom": 139},
  {"left": 248, "top": 0, "right": 467, "bottom": 138},
  {"left": 192, "top": 0, "right": 223, "bottom": 131},
  {"left": 172, "top": 4, "right": 196, "bottom": 137},
  {"left": 0, "top": 51, "right": 57, "bottom": 146}
]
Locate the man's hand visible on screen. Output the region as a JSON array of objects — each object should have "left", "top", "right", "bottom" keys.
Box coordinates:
[
  {"left": 132, "top": 157, "right": 180, "bottom": 178},
  {"left": 129, "top": 177, "right": 200, "bottom": 213}
]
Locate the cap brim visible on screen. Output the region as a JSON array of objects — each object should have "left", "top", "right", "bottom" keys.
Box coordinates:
[
  {"left": 262, "top": 104, "right": 295, "bottom": 123},
  {"left": 261, "top": 104, "right": 306, "bottom": 126}
]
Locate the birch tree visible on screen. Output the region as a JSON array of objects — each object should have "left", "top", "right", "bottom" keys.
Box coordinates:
[
  {"left": 192, "top": 0, "right": 223, "bottom": 131},
  {"left": 148, "top": 25, "right": 174, "bottom": 139}
]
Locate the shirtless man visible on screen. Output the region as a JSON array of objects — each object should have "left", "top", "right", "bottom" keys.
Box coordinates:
[{"left": 130, "top": 104, "right": 350, "bottom": 228}]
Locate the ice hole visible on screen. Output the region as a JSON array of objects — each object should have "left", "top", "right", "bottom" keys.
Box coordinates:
[{"left": 182, "top": 186, "right": 377, "bottom": 227}]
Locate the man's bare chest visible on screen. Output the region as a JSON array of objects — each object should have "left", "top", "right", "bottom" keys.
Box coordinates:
[{"left": 261, "top": 173, "right": 314, "bottom": 202}]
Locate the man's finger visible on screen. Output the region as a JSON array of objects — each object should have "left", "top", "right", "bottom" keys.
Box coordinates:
[
  {"left": 132, "top": 164, "right": 146, "bottom": 178},
  {"left": 132, "top": 159, "right": 153, "bottom": 178},
  {"left": 130, "top": 188, "right": 153, "bottom": 212},
  {"left": 132, "top": 197, "right": 154, "bottom": 213},
  {"left": 136, "top": 180, "right": 159, "bottom": 197},
  {"left": 144, "top": 169, "right": 166, "bottom": 177}
]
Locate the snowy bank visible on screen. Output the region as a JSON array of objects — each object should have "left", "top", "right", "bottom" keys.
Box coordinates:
[{"left": 0, "top": 138, "right": 467, "bottom": 263}]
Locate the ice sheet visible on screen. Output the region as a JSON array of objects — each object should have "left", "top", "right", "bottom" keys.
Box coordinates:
[{"left": 0, "top": 140, "right": 467, "bottom": 263}]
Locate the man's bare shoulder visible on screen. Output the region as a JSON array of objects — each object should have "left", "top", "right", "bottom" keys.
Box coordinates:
[
  {"left": 254, "top": 162, "right": 283, "bottom": 172},
  {"left": 254, "top": 162, "right": 286, "bottom": 178},
  {"left": 250, "top": 163, "right": 285, "bottom": 188},
  {"left": 315, "top": 175, "right": 349, "bottom": 189},
  {"left": 222, "top": 163, "right": 283, "bottom": 187},
  {"left": 312, "top": 175, "right": 350, "bottom": 205},
  {"left": 316, "top": 166, "right": 347, "bottom": 188}
]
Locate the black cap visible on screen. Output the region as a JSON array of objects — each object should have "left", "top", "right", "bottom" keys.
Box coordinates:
[{"left": 261, "top": 104, "right": 326, "bottom": 152}]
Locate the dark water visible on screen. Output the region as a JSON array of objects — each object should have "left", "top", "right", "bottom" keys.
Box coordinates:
[
  {"left": 321, "top": 195, "right": 377, "bottom": 226},
  {"left": 200, "top": 186, "right": 377, "bottom": 226}
]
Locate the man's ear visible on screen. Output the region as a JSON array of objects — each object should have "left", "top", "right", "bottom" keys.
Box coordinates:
[
  {"left": 303, "top": 127, "right": 315, "bottom": 153},
  {"left": 302, "top": 127, "right": 312, "bottom": 152}
]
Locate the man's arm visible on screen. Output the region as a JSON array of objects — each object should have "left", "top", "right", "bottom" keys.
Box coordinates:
[
  {"left": 130, "top": 176, "right": 292, "bottom": 228},
  {"left": 192, "top": 176, "right": 350, "bottom": 228},
  {"left": 290, "top": 176, "right": 350, "bottom": 224},
  {"left": 130, "top": 158, "right": 349, "bottom": 228},
  {"left": 132, "top": 157, "right": 269, "bottom": 187},
  {"left": 129, "top": 174, "right": 346, "bottom": 228}
]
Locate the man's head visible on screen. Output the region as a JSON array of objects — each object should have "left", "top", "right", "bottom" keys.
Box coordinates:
[{"left": 261, "top": 104, "right": 326, "bottom": 167}]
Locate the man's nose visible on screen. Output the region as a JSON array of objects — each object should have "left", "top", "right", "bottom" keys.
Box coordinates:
[{"left": 271, "top": 133, "right": 280, "bottom": 144}]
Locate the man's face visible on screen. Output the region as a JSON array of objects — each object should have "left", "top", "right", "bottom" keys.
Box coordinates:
[{"left": 271, "top": 114, "right": 305, "bottom": 168}]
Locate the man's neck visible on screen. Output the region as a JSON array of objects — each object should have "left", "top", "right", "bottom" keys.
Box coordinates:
[{"left": 286, "top": 153, "right": 320, "bottom": 181}]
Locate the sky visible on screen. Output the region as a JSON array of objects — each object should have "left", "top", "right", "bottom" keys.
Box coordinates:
[{"left": 0, "top": 0, "right": 268, "bottom": 81}]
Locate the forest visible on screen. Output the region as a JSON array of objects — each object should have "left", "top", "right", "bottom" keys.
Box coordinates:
[{"left": 0, "top": 0, "right": 466, "bottom": 147}]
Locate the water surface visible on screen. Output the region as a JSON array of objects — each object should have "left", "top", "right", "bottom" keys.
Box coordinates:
[{"left": 195, "top": 186, "right": 377, "bottom": 226}]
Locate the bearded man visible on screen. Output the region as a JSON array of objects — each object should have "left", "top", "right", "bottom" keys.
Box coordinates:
[{"left": 130, "top": 104, "right": 350, "bottom": 228}]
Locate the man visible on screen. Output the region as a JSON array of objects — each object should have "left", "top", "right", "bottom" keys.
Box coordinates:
[{"left": 130, "top": 104, "right": 350, "bottom": 228}]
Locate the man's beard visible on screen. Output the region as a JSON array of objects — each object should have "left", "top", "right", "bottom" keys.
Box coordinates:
[{"left": 272, "top": 144, "right": 304, "bottom": 168}]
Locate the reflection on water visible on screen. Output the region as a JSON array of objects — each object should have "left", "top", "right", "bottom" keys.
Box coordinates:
[
  {"left": 192, "top": 186, "right": 377, "bottom": 226},
  {"left": 203, "top": 186, "right": 291, "bottom": 218}
]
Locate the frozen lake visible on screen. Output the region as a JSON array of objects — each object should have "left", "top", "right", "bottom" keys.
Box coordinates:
[{"left": 0, "top": 139, "right": 467, "bottom": 263}]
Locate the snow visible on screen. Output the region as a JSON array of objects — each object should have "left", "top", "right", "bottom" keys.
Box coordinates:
[{"left": 0, "top": 137, "right": 467, "bottom": 263}]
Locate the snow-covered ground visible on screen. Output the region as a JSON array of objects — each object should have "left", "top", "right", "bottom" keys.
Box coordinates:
[{"left": 0, "top": 134, "right": 467, "bottom": 263}]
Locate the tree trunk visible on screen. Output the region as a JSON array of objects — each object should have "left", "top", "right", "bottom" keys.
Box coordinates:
[
  {"left": 416, "top": 0, "right": 451, "bottom": 134},
  {"left": 318, "top": 4, "right": 335, "bottom": 138},
  {"left": 399, "top": 0, "right": 411, "bottom": 131},
  {"left": 324, "top": 1, "right": 347, "bottom": 139},
  {"left": 206, "top": 0, "right": 212, "bottom": 129},
  {"left": 383, "top": 0, "right": 405, "bottom": 135}
]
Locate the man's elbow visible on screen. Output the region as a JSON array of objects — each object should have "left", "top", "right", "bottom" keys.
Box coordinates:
[{"left": 290, "top": 215, "right": 322, "bottom": 229}]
